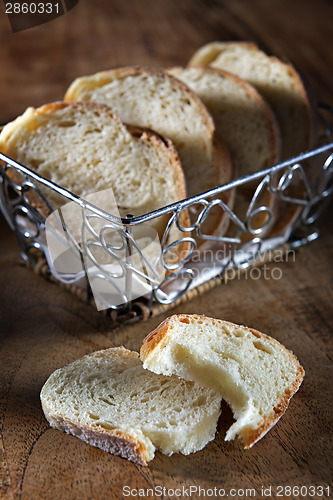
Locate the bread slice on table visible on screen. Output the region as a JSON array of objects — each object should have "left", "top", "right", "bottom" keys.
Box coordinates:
[
  {"left": 40, "top": 347, "right": 222, "bottom": 466},
  {"left": 65, "top": 66, "right": 235, "bottom": 241},
  {"left": 167, "top": 66, "right": 281, "bottom": 238},
  {"left": 140, "top": 314, "right": 305, "bottom": 448},
  {"left": 0, "top": 101, "right": 190, "bottom": 265},
  {"left": 188, "top": 41, "right": 314, "bottom": 161}
]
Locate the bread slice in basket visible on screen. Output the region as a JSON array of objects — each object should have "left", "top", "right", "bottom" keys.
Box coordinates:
[
  {"left": 140, "top": 314, "right": 305, "bottom": 448},
  {"left": 65, "top": 66, "right": 235, "bottom": 241},
  {"left": 188, "top": 41, "right": 314, "bottom": 161},
  {"left": 167, "top": 66, "right": 281, "bottom": 238},
  {"left": 40, "top": 347, "right": 222, "bottom": 465},
  {"left": 0, "top": 101, "right": 190, "bottom": 266}
]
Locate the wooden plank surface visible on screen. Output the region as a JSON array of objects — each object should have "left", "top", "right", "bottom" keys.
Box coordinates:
[{"left": 1, "top": 0, "right": 333, "bottom": 498}]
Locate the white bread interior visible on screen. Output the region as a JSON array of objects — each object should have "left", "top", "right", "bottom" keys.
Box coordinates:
[
  {"left": 167, "top": 65, "right": 282, "bottom": 240},
  {"left": 40, "top": 346, "right": 222, "bottom": 465},
  {"left": 140, "top": 314, "right": 305, "bottom": 448}
]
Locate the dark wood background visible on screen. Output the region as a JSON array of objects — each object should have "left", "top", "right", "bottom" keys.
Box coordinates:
[{"left": 1, "top": 0, "right": 333, "bottom": 498}]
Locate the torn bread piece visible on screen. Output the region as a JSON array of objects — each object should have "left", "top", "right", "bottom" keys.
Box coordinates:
[
  {"left": 40, "top": 347, "right": 222, "bottom": 466},
  {"left": 140, "top": 314, "right": 305, "bottom": 448}
]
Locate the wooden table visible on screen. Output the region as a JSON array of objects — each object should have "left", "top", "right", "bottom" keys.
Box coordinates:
[{"left": 1, "top": 1, "right": 333, "bottom": 498}]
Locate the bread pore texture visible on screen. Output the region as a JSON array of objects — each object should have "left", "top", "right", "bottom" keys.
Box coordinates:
[
  {"left": 40, "top": 347, "right": 222, "bottom": 466},
  {"left": 167, "top": 66, "right": 281, "bottom": 240},
  {"left": 140, "top": 314, "right": 305, "bottom": 448}
]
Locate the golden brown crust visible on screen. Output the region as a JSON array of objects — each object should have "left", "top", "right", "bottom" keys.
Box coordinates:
[
  {"left": 188, "top": 41, "right": 313, "bottom": 154},
  {"left": 166, "top": 64, "right": 281, "bottom": 242},
  {"left": 170, "top": 64, "right": 281, "bottom": 168},
  {"left": 41, "top": 346, "right": 152, "bottom": 466},
  {"left": 188, "top": 42, "right": 315, "bottom": 237},
  {"left": 188, "top": 41, "right": 259, "bottom": 67},
  {"left": 140, "top": 315, "right": 174, "bottom": 360},
  {"left": 125, "top": 123, "right": 191, "bottom": 264}
]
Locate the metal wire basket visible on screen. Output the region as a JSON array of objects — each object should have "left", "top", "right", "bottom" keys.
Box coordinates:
[{"left": 1, "top": 106, "right": 332, "bottom": 324}]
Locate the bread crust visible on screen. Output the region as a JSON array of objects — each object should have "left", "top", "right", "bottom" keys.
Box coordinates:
[
  {"left": 66, "top": 65, "right": 216, "bottom": 137},
  {"left": 128, "top": 123, "right": 192, "bottom": 264},
  {"left": 140, "top": 314, "right": 305, "bottom": 448},
  {"left": 169, "top": 64, "right": 281, "bottom": 171},
  {"left": 189, "top": 41, "right": 314, "bottom": 155}
]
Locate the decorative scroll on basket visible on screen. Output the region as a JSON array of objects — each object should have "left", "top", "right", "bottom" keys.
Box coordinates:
[{"left": 1, "top": 107, "right": 333, "bottom": 326}]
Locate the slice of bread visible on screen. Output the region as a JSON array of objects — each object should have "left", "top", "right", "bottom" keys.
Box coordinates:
[
  {"left": 64, "top": 66, "right": 233, "bottom": 204},
  {"left": 0, "top": 101, "right": 186, "bottom": 222},
  {"left": 167, "top": 66, "right": 281, "bottom": 178},
  {"left": 0, "top": 101, "right": 190, "bottom": 265},
  {"left": 167, "top": 66, "right": 281, "bottom": 240},
  {"left": 188, "top": 42, "right": 314, "bottom": 161},
  {"left": 40, "top": 347, "right": 222, "bottom": 465},
  {"left": 140, "top": 314, "right": 305, "bottom": 448}
]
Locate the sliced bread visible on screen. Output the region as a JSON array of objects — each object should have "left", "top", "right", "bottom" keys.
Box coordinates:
[
  {"left": 167, "top": 66, "right": 281, "bottom": 177},
  {"left": 64, "top": 66, "right": 233, "bottom": 202},
  {"left": 0, "top": 101, "right": 190, "bottom": 265},
  {"left": 40, "top": 347, "right": 222, "bottom": 465},
  {"left": 188, "top": 41, "right": 314, "bottom": 160},
  {"left": 140, "top": 314, "right": 305, "bottom": 448},
  {"left": 0, "top": 101, "right": 186, "bottom": 221}
]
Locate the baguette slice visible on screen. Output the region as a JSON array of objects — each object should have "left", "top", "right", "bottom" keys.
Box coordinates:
[
  {"left": 40, "top": 347, "right": 222, "bottom": 465},
  {"left": 188, "top": 41, "right": 314, "bottom": 160},
  {"left": 140, "top": 314, "right": 305, "bottom": 448},
  {"left": 65, "top": 66, "right": 232, "bottom": 198},
  {"left": 0, "top": 101, "right": 190, "bottom": 264},
  {"left": 167, "top": 66, "right": 281, "bottom": 178}
]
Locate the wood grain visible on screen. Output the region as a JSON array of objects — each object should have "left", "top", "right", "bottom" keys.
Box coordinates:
[{"left": 1, "top": 0, "right": 333, "bottom": 498}]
